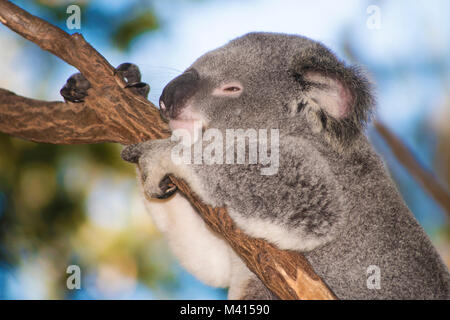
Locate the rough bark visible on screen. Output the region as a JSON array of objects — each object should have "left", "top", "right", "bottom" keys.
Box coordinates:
[{"left": 0, "top": 0, "right": 337, "bottom": 299}]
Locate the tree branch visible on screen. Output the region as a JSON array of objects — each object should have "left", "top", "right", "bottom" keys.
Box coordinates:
[{"left": 0, "top": 0, "right": 336, "bottom": 299}]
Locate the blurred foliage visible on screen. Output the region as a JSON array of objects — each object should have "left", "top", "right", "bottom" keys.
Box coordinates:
[
  {"left": 15, "top": 0, "right": 160, "bottom": 51},
  {"left": 34, "top": 0, "right": 89, "bottom": 21},
  {"left": 112, "top": 10, "right": 159, "bottom": 50},
  {"left": 0, "top": 131, "right": 179, "bottom": 297},
  {"left": 0, "top": 0, "right": 177, "bottom": 299}
]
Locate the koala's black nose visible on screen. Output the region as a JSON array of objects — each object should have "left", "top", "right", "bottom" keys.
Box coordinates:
[{"left": 159, "top": 69, "right": 200, "bottom": 119}]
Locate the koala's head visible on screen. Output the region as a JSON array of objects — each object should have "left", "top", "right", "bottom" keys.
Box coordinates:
[{"left": 159, "top": 32, "right": 374, "bottom": 148}]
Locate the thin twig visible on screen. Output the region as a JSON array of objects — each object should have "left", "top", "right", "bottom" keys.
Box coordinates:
[{"left": 374, "top": 121, "right": 450, "bottom": 217}]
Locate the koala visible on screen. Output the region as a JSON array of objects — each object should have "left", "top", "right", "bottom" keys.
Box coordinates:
[{"left": 63, "top": 32, "right": 450, "bottom": 299}]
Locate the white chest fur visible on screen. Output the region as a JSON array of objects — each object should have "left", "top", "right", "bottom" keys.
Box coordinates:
[{"left": 143, "top": 193, "right": 234, "bottom": 287}]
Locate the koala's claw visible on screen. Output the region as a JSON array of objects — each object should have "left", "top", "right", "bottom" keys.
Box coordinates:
[
  {"left": 61, "top": 63, "right": 149, "bottom": 102},
  {"left": 124, "top": 81, "right": 150, "bottom": 98},
  {"left": 60, "top": 73, "right": 90, "bottom": 103},
  {"left": 156, "top": 175, "right": 178, "bottom": 199},
  {"left": 121, "top": 139, "right": 178, "bottom": 199},
  {"left": 114, "top": 63, "right": 142, "bottom": 82},
  {"left": 115, "top": 63, "right": 150, "bottom": 98}
]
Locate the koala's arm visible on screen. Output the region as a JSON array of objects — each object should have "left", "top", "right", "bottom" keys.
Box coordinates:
[
  {"left": 214, "top": 135, "right": 346, "bottom": 253},
  {"left": 122, "top": 139, "right": 257, "bottom": 293},
  {"left": 122, "top": 136, "right": 345, "bottom": 254}
]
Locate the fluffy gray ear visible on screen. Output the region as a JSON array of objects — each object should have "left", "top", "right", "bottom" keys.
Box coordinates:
[{"left": 290, "top": 46, "right": 374, "bottom": 146}]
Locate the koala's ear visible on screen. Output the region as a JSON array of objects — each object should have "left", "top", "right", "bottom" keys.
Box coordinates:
[
  {"left": 292, "top": 66, "right": 374, "bottom": 146},
  {"left": 303, "top": 71, "right": 352, "bottom": 119},
  {"left": 290, "top": 45, "right": 374, "bottom": 146}
]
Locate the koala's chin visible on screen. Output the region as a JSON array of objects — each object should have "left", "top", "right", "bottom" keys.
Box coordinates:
[{"left": 166, "top": 108, "right": 206, "bottom": 144}]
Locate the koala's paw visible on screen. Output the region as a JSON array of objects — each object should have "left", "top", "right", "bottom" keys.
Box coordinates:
[
  {"left": 60, "top": 63, "right": 149, "bottom": 102},
  {"left": 115, "top": 63, "right": 150, "bottom": 98},
  {"left": 122, "top": 140, "right": 178, "bottom": 199},
  {"left": 121, "top": 143, "right": 144, "bottom": 164},
  {"left": 60, "top": 73, "right": 90, "bottom": 103}
]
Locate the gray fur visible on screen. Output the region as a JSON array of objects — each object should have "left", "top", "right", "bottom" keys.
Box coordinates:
[
  {"left": 123, "top": 32, "right": 450, "bottom": 299},
  {"left": 239, "top": 276, "right": 279, "bottom": 300}
]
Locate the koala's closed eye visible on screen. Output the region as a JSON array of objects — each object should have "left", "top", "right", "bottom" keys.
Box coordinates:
[
  {"left": 223, "top": 86, "right": 241, "bottom": 92},
  {"left": 212, "top": 82, "right": 243, "bottom": 97}
]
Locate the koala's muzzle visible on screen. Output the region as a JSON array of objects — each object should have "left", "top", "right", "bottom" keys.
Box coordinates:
[{"left": 159, "top": 69, "right": 200, "bottom": 120}]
